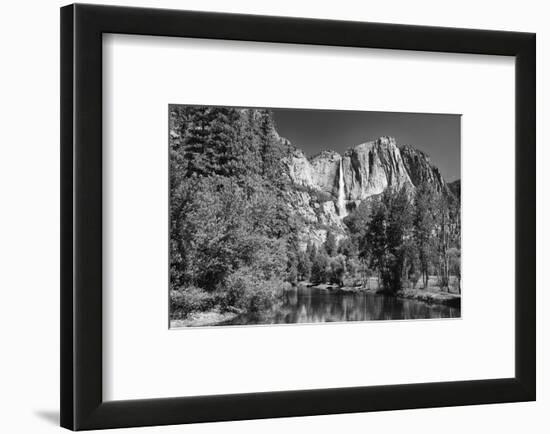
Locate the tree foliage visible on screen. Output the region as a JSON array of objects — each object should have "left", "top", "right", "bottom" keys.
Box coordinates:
[
  {"left": 346, "top": 184, "right": 461, "bottom": 293},
  {"left": 169, "top": 106, "right": 297, "bottom": 317}
]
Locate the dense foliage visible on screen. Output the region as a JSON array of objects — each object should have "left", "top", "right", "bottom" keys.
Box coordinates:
[
  {"left": 343, "top": 184, "right": 461, "bottom": 294},
  {"left": 169, "top": 106, "right": 295, "bottom": 319}
]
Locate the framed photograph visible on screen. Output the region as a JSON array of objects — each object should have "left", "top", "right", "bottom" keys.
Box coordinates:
[
  {"left": 167, "top": 105, "right": 462, "bottom": 328},
  {"left": 61, "top": 3, "right": 536, "bottom": 430}
]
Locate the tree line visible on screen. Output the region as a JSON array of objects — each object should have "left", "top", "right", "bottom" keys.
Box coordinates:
[
  {"left": 169, "top": 106, "right": 298, "bottom": 318},
  {"left": 282, "top": 182, "right": 461, "bottom": 295},
  {"left": 344, "top": 183, "right": 461, "bottom": 294}
]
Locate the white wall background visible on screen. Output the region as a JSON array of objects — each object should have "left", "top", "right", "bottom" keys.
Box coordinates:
[{"left": 0, "top": 0, "right": 546, "bottom": 432}]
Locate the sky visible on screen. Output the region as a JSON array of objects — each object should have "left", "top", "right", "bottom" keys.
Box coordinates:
[{"left": 272, "top": 108, "right": 461, "bottom": 182}]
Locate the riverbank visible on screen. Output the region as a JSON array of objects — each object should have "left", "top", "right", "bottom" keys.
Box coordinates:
[
  {"left": 396, "top": 288, "right": 461, "bottom": 308},
  {"left": 303, "top": 282, "right": 460, "bottom": 308},
  {"left": 170, "top": 309, "right": 239, "bottom": 328},
  {"left": 171, "top": 283, "right": 461, "bottom": 327}
]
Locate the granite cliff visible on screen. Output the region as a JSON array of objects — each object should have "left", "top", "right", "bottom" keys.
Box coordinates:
[{"left": 284, "top": 136, "right": 451, "bottom": 248}]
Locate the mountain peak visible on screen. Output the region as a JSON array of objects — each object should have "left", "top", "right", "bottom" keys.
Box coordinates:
[
  {"left": 289, "top": 135, "right": 447, "bottom": 204},
  {"left": 350, "top": 136, "right": 397, "bottom": 154},
  {"left": 399, "top": 144, "right": 429, "bottom": 160},
  {"left": 310, "top": 149, "right": 341, "bottom": 162},
  {"left": 399, "top": 144, "right": 445, "bottom": 191}
]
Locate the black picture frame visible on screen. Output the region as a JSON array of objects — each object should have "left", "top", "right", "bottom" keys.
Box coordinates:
[{"left": 60, "top": 3, "right": 536, "bottom": 431}]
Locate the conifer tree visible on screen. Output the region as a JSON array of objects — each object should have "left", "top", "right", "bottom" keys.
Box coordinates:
[
  {"left": 413, "top": 182, "right": 438, "bottom": 288},
  {"left": 324, "top": 231, "right": 337, "bottom": 256}
]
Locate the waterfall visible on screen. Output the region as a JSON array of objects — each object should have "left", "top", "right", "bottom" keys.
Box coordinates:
[{"left": 337, "top": 158, "right": 347, "bottom": 217}]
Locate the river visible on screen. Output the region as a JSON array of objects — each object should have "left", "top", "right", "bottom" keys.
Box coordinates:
[{"left": 222, "top": 285, "right": 460, "bottom": 325}]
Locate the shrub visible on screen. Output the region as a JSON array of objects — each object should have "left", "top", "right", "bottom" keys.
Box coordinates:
[
  {"left": 220, "top": 267, "right": 285, "bottom": 314},
  {"left": 329, "top": 255, "right": 346, "bottom": 286},
  {"left": 309, "top": 189, "right": 334, "bottom": 203},
  {"left": 310, "top": 249, "right": 330, "bottom": 284},
  {"left": 409, "top": 270, "right": 421, "bottom": 289},
  {"left": 170, "top": 286, "right": 216, "bottom": 319}
]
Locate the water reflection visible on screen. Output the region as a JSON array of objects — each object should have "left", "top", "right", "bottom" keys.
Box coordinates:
[{"left": 223, "top": 285, "right": 460, "bottom": 325}]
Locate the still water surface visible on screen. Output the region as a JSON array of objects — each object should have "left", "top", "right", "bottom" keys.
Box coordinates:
[{"left": 223, "top": 285, "right": 460, "bottom": 325}]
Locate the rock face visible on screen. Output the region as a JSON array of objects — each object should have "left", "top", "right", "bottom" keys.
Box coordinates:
[
  {"left": 400, "top": 144, "right": 446, "bottom": 192},
  {"left": 310, "top": 151, "right": 342, "bottom": 196},
  {"left": 287, "top": 136, "right": 446, "bottom": 204},
  {"left": 342, "top": 137, "right": 414, "bottom": 201},
  {"left": 447, "top": 179, "right": 461, "bottom": 200},
  {"left": 284, "top": 135, "right": 449, "bottom": 248},
  {"left": 287, "top": 149, "right": 315, "bottom": 188}
]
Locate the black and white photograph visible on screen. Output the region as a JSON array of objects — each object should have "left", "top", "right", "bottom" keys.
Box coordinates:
[{"left": 169, "top": 106, "right": 461, "bottom": 327}]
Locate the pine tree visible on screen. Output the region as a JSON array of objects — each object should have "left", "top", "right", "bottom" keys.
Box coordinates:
[
  {"left": 306, "top": 242, "right": 317, "bottom": 265},
  {"left": 297, "top": 250, "right": 312, "bottom": 282},
  {"left": 239, "top": 109, "right": 263, "bottom": 177},
  {"left": 364, "top": 200, "right": 388, "bottom": 287},
  {"left": 180, "top": 106, "right": 211, "bottom": 177},
  {"left": 363, "top": 187, "right": 413, "bottom": 293},
  {"left": 311, "top": 248, "right": 330, "bottom": 284},
  {"left": 324, "top": 231, "right": 338, "bottom": 256},
  {"left": 329, "top": 255, "right": 346, "bottom": 286},
  {"left": 257, "top": 109, "right": 289, "bottom": 188}
]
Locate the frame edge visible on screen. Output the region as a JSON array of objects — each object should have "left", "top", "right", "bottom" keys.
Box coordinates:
[
  {"left": 514, "top": 32, "right": 536, "bottom": 402},
  {"left": 62, "top": 3, "right": 537, "bottom": 430},
  {"left": 60, "top": 3, "right": 75, "bottom": 431}
]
